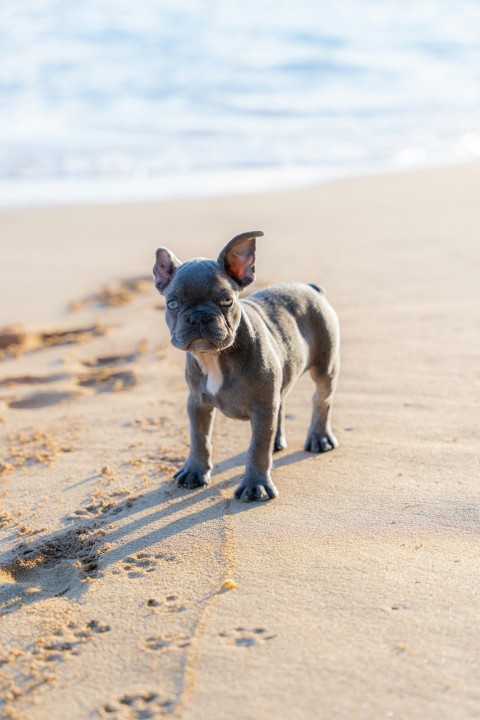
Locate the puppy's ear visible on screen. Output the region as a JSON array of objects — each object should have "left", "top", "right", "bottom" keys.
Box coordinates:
[
  {"left": 153, "top": 247, "right": 181, "bottom": 293},
  {"left": 217, "top": 231, "right": 263, "bottom": 289}
]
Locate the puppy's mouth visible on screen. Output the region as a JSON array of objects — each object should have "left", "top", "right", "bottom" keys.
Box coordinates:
[
  {"left": 172, "top": 319, "right": 234, "bottom": 353},
  {"left": 172, "top": 333, "right": 234, "bottom": 353},
  {"left": 187, "top": 338, "right": 217, "bottom": 352}
]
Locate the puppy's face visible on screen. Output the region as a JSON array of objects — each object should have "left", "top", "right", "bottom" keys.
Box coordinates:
[
  {"left": 163, "top": 260, "right": 240, "bottom": 352},
  {"left": 153, "top": 231, "right": 263, "bottom": 354}
]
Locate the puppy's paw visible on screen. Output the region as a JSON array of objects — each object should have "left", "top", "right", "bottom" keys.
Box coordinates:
[
  {"left": 304, "top": 430, "right": 338, "bottom": 453},
  {"left": 234, "top": 475, "right": 279, "bottom": 502},
  {"left": 273, "top": 434, "right": 287, "bottom": 453},
  {"left": 174, "top": 464, "right": 210, "bottom": 489}
]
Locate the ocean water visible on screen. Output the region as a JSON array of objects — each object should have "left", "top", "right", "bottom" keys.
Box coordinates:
[{"left": 1, "top": 0, "right": 480, "bottom": 207}]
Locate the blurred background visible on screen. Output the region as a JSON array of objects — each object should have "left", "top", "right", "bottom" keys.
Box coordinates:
[{"left": 1, "top": 0, "right": 480, "bottom": 209}]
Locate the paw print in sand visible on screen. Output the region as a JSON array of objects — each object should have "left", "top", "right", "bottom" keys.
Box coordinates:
[
  {"left": 122, "top": 553, "right": 158, "bottom": 578},
  {"left": 219, "top": 627, "right": 276, "bottom": 647},
  {"left": 101, "top": 691, "right": 174, "bottom": 718},
  {"left": 38, "top": 619, "right": 111, "bottom": 663},
  {"left": 145, "top": 594, "right": 186, "bottom": 614},
  {"left": 116, "top": 552, "right": 177, "bottom": 579},
  {"left": 144, "top": 633, "right": 191, "bottom": 652}
]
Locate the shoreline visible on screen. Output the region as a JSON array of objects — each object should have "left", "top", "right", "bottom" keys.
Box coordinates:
[{"left": 1, "top": 157, "right": 478, "bottom": 213}]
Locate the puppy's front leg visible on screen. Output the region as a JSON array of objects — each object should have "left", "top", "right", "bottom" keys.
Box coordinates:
[
  {"left": 234, "top": 404, "right": 279, "bottom": 502},
  {"left": 174, "top": 394, "right": 215, "bottom": 489}
]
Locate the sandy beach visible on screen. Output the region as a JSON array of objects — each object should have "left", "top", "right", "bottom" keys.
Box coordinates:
[{"left": 1, "top": 163, "right": 479, "bottom": 719}]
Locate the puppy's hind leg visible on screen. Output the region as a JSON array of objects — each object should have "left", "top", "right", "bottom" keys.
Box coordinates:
[
  {"left": 274, "top": 403, "right": 287, "bottom": 452},
  {"left": 304, "top": 365, "right": 339, "bottom": 453}
]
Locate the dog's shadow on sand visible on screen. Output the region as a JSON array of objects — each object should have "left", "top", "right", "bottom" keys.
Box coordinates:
[
  {"left": 213, "top": 448, "right": 308, "bottom": 475},
  {"left": 0, "top": 448, "right": 310, "bottom": 616}
]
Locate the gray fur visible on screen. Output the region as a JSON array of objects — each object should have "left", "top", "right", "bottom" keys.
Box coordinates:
[{"left": 153, "top": 231, "right": 340, "bottom": 502}]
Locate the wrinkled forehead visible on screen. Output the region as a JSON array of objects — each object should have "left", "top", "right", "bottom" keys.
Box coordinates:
[{"left": 168, "top": 259, "right": 233, "bottom": 300}]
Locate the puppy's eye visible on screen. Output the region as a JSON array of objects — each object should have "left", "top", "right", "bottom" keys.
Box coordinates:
[
  {"left": 219, "top": 298, "right": 233, "bottom": 307},
  {"left": 167, "top": 300, "right": 179, "bottom": 310}
]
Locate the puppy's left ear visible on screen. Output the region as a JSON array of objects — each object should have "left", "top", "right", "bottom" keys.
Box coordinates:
[
  {"left": 153, "top": 247, "right": 181, "bottom": 293},
  {"left": 217, "top": 231, "right": 263, "bottom": 289}
]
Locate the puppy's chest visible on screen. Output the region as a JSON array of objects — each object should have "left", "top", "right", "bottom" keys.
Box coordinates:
[
  {"left": 193, "top": 353, "right": 250, "bottom": 420},
  {"left": 194, "top": 353, "right": 224, "bottom": 396}
]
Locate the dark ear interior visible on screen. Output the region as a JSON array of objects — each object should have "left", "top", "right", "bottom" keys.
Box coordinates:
[
  {"left": 153, "top": 247, "right": 181, "bottom": 292},
  {"left": 217, "top": 231, "right": 263, "bottom": 288}
]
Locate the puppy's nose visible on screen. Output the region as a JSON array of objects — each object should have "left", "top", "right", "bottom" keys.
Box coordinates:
[{"left": 188, "top": 309, "right": 212, "bottom": 325}]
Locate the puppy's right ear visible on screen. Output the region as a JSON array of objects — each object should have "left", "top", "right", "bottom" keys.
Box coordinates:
[
  {"left": 153, "top": 248, "right": 181, "bottom": 293},
  {"left": 217, "top": 231, "right": 263, "bottom": 289}
]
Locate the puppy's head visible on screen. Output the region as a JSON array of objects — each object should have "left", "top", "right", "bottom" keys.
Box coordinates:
[{"left": 153, "top": 231, "right": 263, "bottom": 353}]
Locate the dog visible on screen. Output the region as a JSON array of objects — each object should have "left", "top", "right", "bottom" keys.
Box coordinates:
[{"left": 153, "top": 231, "right": 340, "bottom": 501}]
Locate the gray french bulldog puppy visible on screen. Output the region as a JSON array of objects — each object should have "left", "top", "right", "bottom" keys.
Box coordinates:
[{"left": 153, "top": 231, "right": 340, "bottom": 502}]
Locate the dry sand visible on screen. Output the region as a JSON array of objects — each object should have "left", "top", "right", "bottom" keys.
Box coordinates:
[{"left": 0, "top": 163, "right": 479, "bottom": 719}]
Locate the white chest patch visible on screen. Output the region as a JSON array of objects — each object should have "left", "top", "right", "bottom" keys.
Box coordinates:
[{"left": 194, "top": 353, "right": 224, "bottom": 395}]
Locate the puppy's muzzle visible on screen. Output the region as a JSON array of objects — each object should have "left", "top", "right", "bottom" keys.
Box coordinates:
[{"left": 188, "top": 309, "right": 215, "bottom": 326}]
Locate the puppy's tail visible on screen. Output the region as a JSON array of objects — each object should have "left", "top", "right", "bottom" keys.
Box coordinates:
[{"left": 308, "top": 282, "right": 324, "bottom": 294}]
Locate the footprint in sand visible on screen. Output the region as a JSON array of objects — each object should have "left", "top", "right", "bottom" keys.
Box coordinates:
[
  {"left": 0, "top": 618, "right": 111, "bottom": 716},
  {"left": 0, "top": 372, "right": 68, "bottom": 387},
  {"left": 70, "top": 491, "right": 141, "bottom": 522},
  {"left": 0, "top": 527, "right": 101, "bottom": 614},
  {"left": 8, "top": 390, "right": 79, "bottom": 409},
  {"left": 145, "top": 594, "right": 187, "bottom": 614},
  {"left": 219, "top": 627, "right": 276, "bottom": 647},
  {"left": 3, "top": 427, "right": 76, "bottom": 470},
  {"left": 0, "top": 323, "right": 108, "bottom": 357},
  {"left": 101, "top": 691, "right": 174, "bottom": 719},
  {"left": 81, "top": 341, "right": 148, "bottom": 369},
  {"left": 36, "top": 619, "right": 111, "bottom": 663},
  {"left": 115, "top": 552, "right": 176, "bottom": 580},
  {"left": 76, "top": 498, "right": 133, "bottom": 518},
  {"left": 83, "top": 352, "right": 138, "bottom": 368},
  {"left": 40, "top": 325, "right": 108, "bottom": 348},
  {"left": 69, "top": 275, "right": 152, "bottom": 311},
  {"left": 5, "top": 369, "right": 137, "bottom": 410},
  {"left": 77, "top": 368, "right": 137, "bottom": 393},
  {"left": 144, "top": 633, "right": 191, "bottom": 652},
  {"left": 122, "top": 553, "right": 158, "bottom": 578},
  {"left": 0, "top": 326, "right": 26, "bottom": 351}
]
